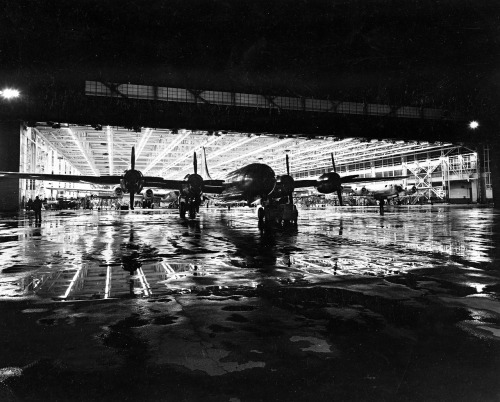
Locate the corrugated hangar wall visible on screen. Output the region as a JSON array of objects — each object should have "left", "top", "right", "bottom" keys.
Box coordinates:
[{"left": 0, "top": 122, "right": 21, "bottom": 211}]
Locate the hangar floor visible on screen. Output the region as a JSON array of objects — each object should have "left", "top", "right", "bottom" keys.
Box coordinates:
[{"left": 0, "top": 206, "right": 499, "bottom": 401}]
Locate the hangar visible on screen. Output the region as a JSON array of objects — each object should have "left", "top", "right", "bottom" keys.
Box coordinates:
[{"left": 1, "top": 1, "right": 500, "bottom": 401}]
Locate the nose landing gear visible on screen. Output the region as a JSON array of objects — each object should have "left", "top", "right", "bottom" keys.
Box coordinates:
[{"left": 258, "top": 203, "right": 298, "bottom": 227}]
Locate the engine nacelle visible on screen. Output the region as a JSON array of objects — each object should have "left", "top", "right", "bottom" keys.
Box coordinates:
[
  {"left": 121, "top": 169, "right": 145, "bottom": 194},
  {"left": 315, "top": 172, "right": 342, "bottom": 194},
  {"left": 114, "top": 187, "right": 124, "bottom": 198},
  {"left": 184, "top": 173, "right": 204, "bottom": 197},
  {"left": 144, "top": 188, "right": 154, "bottom": 199}
]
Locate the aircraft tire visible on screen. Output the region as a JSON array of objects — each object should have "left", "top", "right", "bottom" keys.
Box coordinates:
[
  {"left": 189, "top": 204, "right": 196, "bottom": 219},
  {"left": 258, "top": 207, "right": 265, "bottom": 224},
  {"left": 179, "top": 202, "right": 186, "bottom": 218}
]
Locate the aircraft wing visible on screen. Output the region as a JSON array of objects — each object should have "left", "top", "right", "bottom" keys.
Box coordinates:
[
  {"left": 143, "top": 178, "right": 225, "bottom": 191},
  {"left": 143, "top": 178, "right": 183, "bottom": 189},
  {"left": 0, "top": 171, "right": 123, "bottom": 186},
  {"left": 292, "top": 179, "right": 319, "bottom": 189},
  {"left": 292, "top": 175, "right": 408, "bottom": 189},
  {"left": 202, "top": 184, "right": 225, "bottom": 194}
]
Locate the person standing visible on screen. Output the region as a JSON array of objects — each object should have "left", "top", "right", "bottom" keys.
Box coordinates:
[{"left": 33, "top": 196, "right": 43, "bottom": 223}]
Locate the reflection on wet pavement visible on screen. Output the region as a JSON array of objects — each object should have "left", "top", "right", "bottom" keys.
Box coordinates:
[
  {"left": 1, "top": 205, "right": 500, "bottom": 401},
  {"left": 0, "top": 206, "right": 499, "bottom": 301}
]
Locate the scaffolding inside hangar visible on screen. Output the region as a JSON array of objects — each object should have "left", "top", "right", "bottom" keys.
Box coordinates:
[{"left": 292, "top": 145, "right": 491, "bottom": 204}]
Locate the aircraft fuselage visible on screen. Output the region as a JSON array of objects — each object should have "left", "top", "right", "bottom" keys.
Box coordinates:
[
  {"left": 222, "top": 163, "right": 276, "bottom": 204},
  {"left": 350, "top": 183, "right": 405, "bottom": 200}
]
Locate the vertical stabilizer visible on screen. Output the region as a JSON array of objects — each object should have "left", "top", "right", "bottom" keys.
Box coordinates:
[{"left": 201, "top": 147, "right": 213, "bottom": 180}]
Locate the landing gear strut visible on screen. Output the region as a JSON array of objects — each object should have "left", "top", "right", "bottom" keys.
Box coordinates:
[
  {"left": 179, "top": 196, "right": 200, "bottom": 219},
  {"left": 379, "top": 199, "right": 385, "bottom": 215},
  {"left": 258, "top": 202, "right": 298, "bottom": 227}
]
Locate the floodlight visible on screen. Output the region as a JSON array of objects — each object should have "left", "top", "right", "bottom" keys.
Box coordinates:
[
  {"left": 0, "top": 88, "right": 20, "bottom": 99},
  {"left": 469, "top": 120, "right": 479, "bottom": 129}
]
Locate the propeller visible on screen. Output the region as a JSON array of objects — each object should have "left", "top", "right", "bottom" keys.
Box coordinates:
[
  {"left": 193, "top": 151, "right": 197, "bottom": 175},
  {"left": 332, "top": 153, "right": 342, "bottom": 206},
  {"left": 130, "top": 147, "right": 135, "bottom": 210},
  {"left": 286, "top": 154, "right": 293, "bottom": 204}
]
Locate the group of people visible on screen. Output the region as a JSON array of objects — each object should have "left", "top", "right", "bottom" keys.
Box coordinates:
[{"left": 26, "top": 196, "right": 44, "bottom": 222}]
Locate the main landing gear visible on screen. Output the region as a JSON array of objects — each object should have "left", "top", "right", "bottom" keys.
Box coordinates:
[
  {"left": 179, "top": 196, "right": 200, "bottom": 219},
  {"left": 258, "top": 202, "right": 298, "bottom": 227}
]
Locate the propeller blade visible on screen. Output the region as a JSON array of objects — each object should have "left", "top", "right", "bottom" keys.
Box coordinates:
[
  {"left": 193, "top": 152, "right": 198, "bottom": 175},
  {"left": 337, "top": 188, "right": 343, "bottom": 206},
  {"left": 129, "top": 192, "right": 135, "bottom": 211},
  {"left": 331, "top": 153, "right": 336, "bottom": 173},
  {"left": 131, "top": 147, "right": 135, "bottom": 170},
  {"left": 286, "top": 154, "right": 294, "bottom": 204}
]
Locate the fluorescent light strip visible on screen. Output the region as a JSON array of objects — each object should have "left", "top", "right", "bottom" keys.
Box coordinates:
[
  {"left": 66, "top": 128, "right": 99, "bottom": 175},
  {"left": 210, "top": 138, "right": 294, "bottom": 169},
  {"left": 161, "top": 134, "right": 225, "bottom": 177},
  {"left": 144, "top": 130, "right": 192, "bottom": 174},
  {"left": 175, "top": 135, "right": 259, "bottom": 178},
  {"left": 136, "top": 128, "right": 154, "bottom": 162}
]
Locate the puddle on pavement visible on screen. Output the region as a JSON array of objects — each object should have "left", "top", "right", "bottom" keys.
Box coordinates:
[{"left": 1, "top": 207, "right": 500, "bottom": 301}]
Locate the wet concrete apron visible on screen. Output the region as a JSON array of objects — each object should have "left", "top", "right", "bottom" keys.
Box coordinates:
[{"left": 0, "top": 206, "right": 499, "bottom": 401}]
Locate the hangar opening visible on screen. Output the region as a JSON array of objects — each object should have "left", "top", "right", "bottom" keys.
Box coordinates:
[{"left": 4, "top": 122, "right": 492, "bottom": 212}]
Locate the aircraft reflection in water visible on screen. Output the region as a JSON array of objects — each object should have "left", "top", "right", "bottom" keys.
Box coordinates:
[{"left": 0, "top": 143, "right": 409, "bottom": 224}]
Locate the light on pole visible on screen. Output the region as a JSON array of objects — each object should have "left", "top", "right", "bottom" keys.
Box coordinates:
[{"left": 0, "top": 88, "right": 20, "bottom": 99}]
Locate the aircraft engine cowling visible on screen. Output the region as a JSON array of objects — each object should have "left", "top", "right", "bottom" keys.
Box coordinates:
[
  {"left": 269, "top": 175, "right": 295, "bottom": 199},
  {"left": 186, "top": 173, "right": 204, "bottom": 196},
  {"left": 315, "top": 172, "right": 342, "bottom": 194},
  {"left": 145, "top": 188, "right": 154, "bottom": 199},
  {"left": 121, "top": 169, "right": 145, "bottom": 194},
  {"left": 114, "top": 187, "right": 124, "bottom": 198}
]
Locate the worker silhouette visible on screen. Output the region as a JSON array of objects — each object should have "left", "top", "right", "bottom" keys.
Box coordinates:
[{"left": 33, "top": 196, "right": 43, "bottom": 223}]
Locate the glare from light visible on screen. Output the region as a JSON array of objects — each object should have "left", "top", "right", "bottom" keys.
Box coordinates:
[
  {"left": 469, "top": 121, "right": 479, "bottom": 129},
  {"left": 0, "top": 88, "right": 20, "bottom": 99}
]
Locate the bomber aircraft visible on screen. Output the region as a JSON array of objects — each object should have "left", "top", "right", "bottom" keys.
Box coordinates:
[
  {"left": 0, "top": 146, "right": 409, "bottom": 224},
  {"left": 197, "top": 150, "right": 410, "bottom": 224},
  {"left": 347, "top": 181, "right": 417, "bottom": 214},
  {"left": 0, "top": 147, "right": 223, "bottom": 218}
]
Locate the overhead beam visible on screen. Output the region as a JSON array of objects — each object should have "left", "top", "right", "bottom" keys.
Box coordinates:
[{"left": 86, "top": 80, "right": 464, "bottom": 122}]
